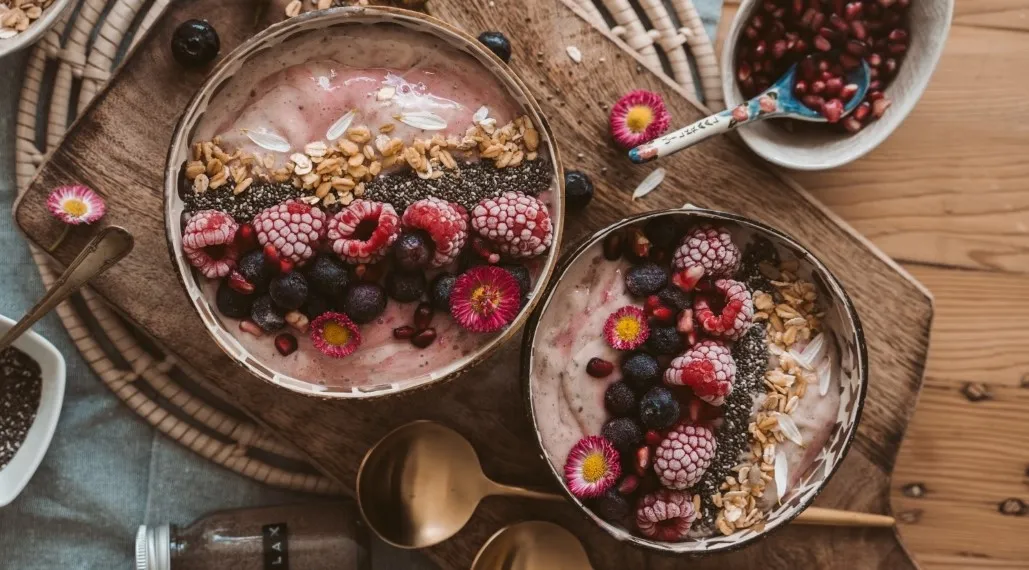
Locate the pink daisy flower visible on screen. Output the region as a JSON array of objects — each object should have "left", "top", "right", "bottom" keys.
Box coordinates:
[
  {"left": 564, "top": 436, "right": 621, "bottom": 499},
  {"left": 603, "top": 306, "right": 650, "bottom": 350},
  {"left": 609, "top": 90, "right": 671, "bottom": 149},
  {"left": 310, "top": 312, "right": 362, "bottom": 359},
  {"left": 449, "top": 266, "right": 521, "bottom": 333},
  {"left": 46, "top": 185, "right": 106, "bottom": 225}
]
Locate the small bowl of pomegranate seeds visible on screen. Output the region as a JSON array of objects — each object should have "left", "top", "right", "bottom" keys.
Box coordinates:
[
  {"left": 522, "top": 208, "right": 868, "bottom": 554},
  {"left": 722, "top": 0, "right": 953, "bottom": 170}
]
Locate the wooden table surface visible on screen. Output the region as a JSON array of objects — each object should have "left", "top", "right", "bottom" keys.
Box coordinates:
[{"left": 717, "top": 1, "right": 1029, "bottom": 568}]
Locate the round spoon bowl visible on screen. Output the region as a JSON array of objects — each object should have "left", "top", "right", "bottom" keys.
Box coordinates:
[{"left": 471, "top": 521, "right": 592, "bottom": 570}]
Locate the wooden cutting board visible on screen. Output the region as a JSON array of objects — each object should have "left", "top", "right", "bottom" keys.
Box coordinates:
[{"left": 12, "top": 0, "right": 932, "bottom": 567}]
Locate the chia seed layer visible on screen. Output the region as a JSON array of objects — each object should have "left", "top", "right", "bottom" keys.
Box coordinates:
[
  {"left": 732, "top": 322, "right": 769, "bottom": 394},
  {"left": 182, "top": 182, "right": 302, "bottom": 223},
  {"left": 737, "top": 236, "right": 779, "bottom": 294},
  {"left": 363, "top": 158, "right": 554, "bottom": 212},
  {"left": 694, "top": 383, "right": 753, "bottom": 528},
  {"left": 1, "top": 346, "right": 42, "bottom": 471}
]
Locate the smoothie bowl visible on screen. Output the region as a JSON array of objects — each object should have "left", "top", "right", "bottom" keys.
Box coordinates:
[
  {"left": 165, "top": 7, "right": 563, "bottom": 398},
  {"left": 522, "top": 209, "right": 866, "bottom": 554}
]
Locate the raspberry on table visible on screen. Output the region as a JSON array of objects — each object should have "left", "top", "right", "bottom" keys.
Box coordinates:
[
  {"left": 402, "top": 197, "right": 469, "bottom": 268},
  {"left": 693, "top": 279, "right": 754, "bottom": 340},
  {"left": 635, "top": 489, "right": 697, "bottom": 541},
  {"left": 182, "top": 209, "right": 239, "bottom": 279},
  {"left": 470, "top": 191, "right": 553, "bottom": 259},
  {"left": 672, "top": 226, "right": 741, "bottom": 289},
  {"left": 665, "top": 340, "right": 737, "bottom": 406},
  {"left": 653, "top": 423, "right": 716, "bottom": 490},
  {"left": 252, "top": 200, "right": 327, "bottom": 265},
  {"left": 326, "top": 199, "right": 401, "bottom": 265}
]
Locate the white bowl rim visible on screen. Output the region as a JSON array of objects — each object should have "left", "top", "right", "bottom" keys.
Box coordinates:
[{"left": 0, "top": 0, "right": 75, "bottom": 59}]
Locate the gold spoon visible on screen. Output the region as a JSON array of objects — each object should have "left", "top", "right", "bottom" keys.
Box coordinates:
[
  {"left": 470, "top": 521, "right": 592, "bottom": 570},
  {"left": 356, "top": 420, "right": 563, "bottom": 549}
]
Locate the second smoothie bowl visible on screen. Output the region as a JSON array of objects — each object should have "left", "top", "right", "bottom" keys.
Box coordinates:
[{"left": 165, "top": 7, "right": 564, "bottom": 398}]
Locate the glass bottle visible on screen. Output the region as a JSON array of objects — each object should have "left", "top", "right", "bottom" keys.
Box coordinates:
[{"left": 135, "top": 501, "right": 370, "bottom": 570}]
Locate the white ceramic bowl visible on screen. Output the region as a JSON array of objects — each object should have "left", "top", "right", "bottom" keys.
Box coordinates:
[
  {"left": 0, "top": 314, "right": 66, "bottom": 507},
  {"left": 0, "top": 0, "right": 74, "bottom": 59},
  {"left": 720, "top": 0, "right": 953, "bottom": 170}
]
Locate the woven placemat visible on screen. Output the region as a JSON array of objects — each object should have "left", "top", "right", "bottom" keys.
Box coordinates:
[{"left": 13, "top": 0, "right": 719, "bottom": 490}]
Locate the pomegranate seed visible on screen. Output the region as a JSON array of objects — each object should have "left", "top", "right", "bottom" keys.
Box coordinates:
[
  {"left": 814, "top": 35, "right": 832, "bottom": 51},
  {"left": 794, "top": 80, "right": 808, "bottom": 96},
  {"left": 830, "top": 13, "right": 849, "bottom": 32},
  {"left": 888, "top": 28, "right": 908, "bottom": 43},
  {"left": 234, "top": 224, "right": 257, "bottom": 252},
  {"left": 762, "top": 1, "right": 776, "bottom": 13},
  {"left": 411, "top": 328, "right": 437, "bottom": 348},
  {"left": 753, "top": 40, "right": 767, "bottom": 58},
  {"left": 771, "top": 40, "right": 788, "bottom": 59},
  {"left": 849, "top": 19, "right": 867, "bottom": 40},
  {"left": 239, "top": 320, "right": 263, "bottom": 338},
  {"left": 602, "top": 231, "right": 624, "bottom": 261},
  {"left": 844, "top": 1, "right": 862, "bottom": 19},
  {"left": 752, "top": 14, "right": 764, "bottom": 29},
  {"left": 866, "top": 90, "right": 885, "bottom": 101},
  {"left": 671, "top": 266, "right": 705, "bottom": 292},
  {"left": 869, "top": 67, "right": 880, "bottom": 80},
  {"left": 818, "top": 59, "right": 830, "bottom": 72},
  {"left": 821, "top": 98, "right": 844, "bottom": 123},
  {"left": 752, "top": 60, "right": 764, "bottom": 73},
  {"left": 792, "top": 0, "right": 804, "bottom": 15},
  {"left": 810, "top": 11, "right": 825, "bottom": 30},
  {"left": 800, "top": 7, "right": 817, "bottom": 26},
  {"left": 842, "top": 116, "right": 863, "bottom": 133},
  {"left": 825, "top": 77, "right": 843, "bottom": 96},
  {"left": 274, "top": 333, "right": 298, "bottom": 356},
  {"left": 393, "top": 325, "right": 415, "bottom": 340},
  {"left": 745, "top": 25, "right": 759, "bottom": 40},
  {"left": 867, "top": 53, "right": 883, "bottom": 68},
  {"left": 278, "top": 258, "right": 294, "bottom": 275},
  {"left": 737, "top": 61, "right": 752, "bottom": 81},
  {"left": 262, "top": 243, "right": 280, "bottom": 271},
  {"left": 792, "top": 38, "right": 808, "bottom": 53},
  {"left": 853, "top": 101, "right": 871, "bottom": 121},
  {"left": 644, "top": 295, "right": 663, "bottom": 313},
  {"left": 799, "top": 57, "right": 817, "bottom": 80},
  {"left": 771, "top": 8, "right": 786, "bottom": 21},
  {"left": 651, "top": 306, "right": 675, "bottom": 323},
  {"left": 228, "top": 270, "right": 255, "bottom": 295},
  {"left": 586, "top": 357, "right": 614, "bottom": 378},
  {"left": 869, "top": 79, "right": 882, "bottom": 90},
  {"left": 810, "top": 80, "right": 826, "bottom": 94},
  {"left": 846, "top": 39, "right": 867, "bottom": 56},
  {"left": 840, "top": 83, "right": 859, "bottom": 101},
  {"left": 645, "top": 430, "right": 663, "bottom": 446},
  {"left": 872, "top": 97, "right": 892, "bottom": 118},
  {"left": 414, "top": 302, "right": 434, "bottom": 330},
  {"left": 817, "top": 26, "right": 836, "bottom": 39},
  {"left": 883, "top": 58, "right": 898, "bottom": 76},
  {"left": 471, "top": 237, "right": 500, "bottom": 264},
  {"left": 801, "top": 95, "right": 825, "bottom": 111},
  {"left": 888, "top": 42, "right": 908, "bottom": 54},
  {"left": 840, "top": 54, "right": 861, "bottom": 70},
  {"left": 635, "top": 447, "right": 651, "bottom": 476},
  {"left": 618, "top": 475, "right": 640, "bottom": 495}
]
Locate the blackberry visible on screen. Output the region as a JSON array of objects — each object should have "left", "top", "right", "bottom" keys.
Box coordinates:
[
  {"left": 621, "top": 352, "right": 660, "bottom": 393},
  {"left": 304, "top": 256, "right": 350, "bottom": 298},
  {"left": 591, "top": 489, "right": 631, "bottom": 524},
  {"left": 645, "top": 326, "right": 682, "bottom": 355},
  {"left": 301, "top": 294, "right": 333, "bottom": 320},
  {"left": 393, "top": 230, "right": 434, "bottom": 271},
  {"left": 477, "top": 31, "right": 512, "bottom": 62},
  {"left": 343, "top": 283, "right": 387, "bottom": 324},
  {"left": 643, "top": 217, "right": 680, "bottom": 248},
  {"left": 601, "top": 417, "right": 643, "bottom": 455},
  {"left": 237, "top": 250, "right": 273, "bottom": 293},
  {"left": 215, "top": 280, "right": 252, "bottom": 319},
  {"left": 430, "top": 273, "right": 456, "bottom": 312},
  {"left": 657, "top": 286, "right": 692, "bottom": 311},
  {"left": 638, "top": 386, "right": 680, "bottom": 430},
  {"left": 251, "top": 296, "right": 285, "bottom": 332},
  {"left": 501, "top": 264, "right": 531, "bottom": 297},
  {"left": 385, "top": 270, "right": 427, "bottom": 303},
  {"left": 171, "top": 19, "right": 220, "bottom": 68},
  {"left": 604, "top": 381, "right": 638, "bottom": 417},
  {"left": 624, "top": 263, "right": 667, "bottom": 297},
  {"left": 269, "top": 272, "right": 308, "bottom": 310},
  {"left": 564, "top": 170, "right": 594, "bottom": 210}
]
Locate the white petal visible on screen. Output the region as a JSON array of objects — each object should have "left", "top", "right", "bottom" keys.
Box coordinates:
[
  {"left": 473, "top": 105, "right": 489, "bottom": 123},
  {"left": 246, "top": 129, "right": 290, "bottom": 153},
  {"left": 775, "top": 412, "right": 804, "bottom": 446},
  {"left": 631, "top": 167, "right": 666, "bottom": 200},
  {"left": 818, "top": 335, "right": 837, "bottom": 396},
  {"left": 326, "top": 109, "right": 357, "bottom": 141},
  {"left": 396, "top": 111, "right": 448, "bottom": 131},
  {"left": 774, "top": 450, "right": 789, "bottom": 503},
  {"left": 566, "top": 45, "right": 583, "bottom": 63},
  {"left": 799, "top": 333, "right": 826, "bottom": 369}
]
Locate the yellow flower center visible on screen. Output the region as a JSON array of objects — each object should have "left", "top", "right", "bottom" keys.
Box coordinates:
[
  {"left": 615, "top": 316, "right": 642, "bottom": 341},
  {"left": 471, "top": 285, "right": 500, "bottom": 315},
  {"left": 625, "top": 106, "right": 654, "bottom": 133},
  {"left": 62, "top": 199, "right": 88, "bottom": 217},
  {"left": 581, "top": 452, "right": 608, "bottom": 483},
  {"left": 322, "top": 322, "right": 351, "bottom": 346}
]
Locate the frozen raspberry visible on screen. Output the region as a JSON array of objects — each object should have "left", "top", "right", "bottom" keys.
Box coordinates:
[
  {"left": 693, "top": 279, "right": 754, "bottom": 340},
  {"left": 252, "top": 200, "right": 327, "bottom": 265},
  {"left": 327, "top": 199, "right": 401, "bottom": 265},
  {"left": 470, "top": 191, "right": 553, "bottom": 259},
  {"left": 671, "top": 226, "right": 740, "bottom": 290},
  {"left": 182, "top": 209, "right": 239, "bottom": 279},
  {"left": 635, "top": 489, "right": 697, "bottom": 541},
  {"left": 402, "top": 197, "right": 469, "bottom": 268},
  {"left": 653, "top": 423, "right": 716, "bottom": 490},
  {"left": 664, "top": 340, "right": 737, "bottom": 406}
]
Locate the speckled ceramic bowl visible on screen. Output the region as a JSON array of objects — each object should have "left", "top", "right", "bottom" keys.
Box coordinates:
[
  {"left": 521, "top": 207, "right": 867, "bottom": 554},
  {"left": 165, "top": 7, "right": 563, "bottom": 399}
]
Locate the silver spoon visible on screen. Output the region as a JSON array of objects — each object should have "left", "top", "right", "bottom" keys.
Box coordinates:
[{"left": 629, "top": 60, "right": 870, "bottom": 163}]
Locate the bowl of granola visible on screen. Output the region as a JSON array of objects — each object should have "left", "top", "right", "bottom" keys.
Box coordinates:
[
  {"left": 522, "top": 208, "right": 867, "bottom": 553},
  {"left": 0, "top": 0, "right": 73, "bottom": 58},
  {"left": 165, "top": 6, "right": 563, "bottom": 398}
]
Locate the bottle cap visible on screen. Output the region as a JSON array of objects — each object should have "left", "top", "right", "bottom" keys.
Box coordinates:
[{"left": 135, "top": 524, "right": 171, "bottom": 570}]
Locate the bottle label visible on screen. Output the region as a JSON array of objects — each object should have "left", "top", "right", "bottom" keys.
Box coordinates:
[{"left": 262, "top": 523, "right": 290, "bottom": 569}]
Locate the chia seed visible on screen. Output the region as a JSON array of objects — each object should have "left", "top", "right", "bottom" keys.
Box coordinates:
[
  {"left": 732, "top": 322, "right": 769, "bottom": 394},
  {"left": 1, "top": 346, "right": 42, "bottom": 471},
  {"left": 183, "top": 181, "right": 302, "bottom": 223},
  {"left": 736, "top": 235, "right": 780, "bottom": 293},
  {"left": 695, "top": 383, "right": 754, "bottom": 528}
]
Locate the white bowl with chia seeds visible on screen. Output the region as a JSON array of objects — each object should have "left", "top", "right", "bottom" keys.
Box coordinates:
[{"left": 0, "top": 314, "right": 66, "bottom": 508}]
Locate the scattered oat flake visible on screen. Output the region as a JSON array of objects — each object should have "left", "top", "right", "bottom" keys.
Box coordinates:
[
  {"left": 774, "top": 450, "right": 788, "bottom": 503},
  {"left": 631, "top": 167, "right": 666, "bottom": 200},
  {"left": 396, "top": 111, "right": 448, "bottom": 131},
  {"left": 566, "top": 46, "right": 583, "bottom": 63},
  {"left": 326, "top": 109, "right": 358, "bottom": 141},
  {"left": 473, "top": 105, "right": 489, "bottom": 123},
  {"left": 246, "top": 129, "right": 290, "bottom": 153}
]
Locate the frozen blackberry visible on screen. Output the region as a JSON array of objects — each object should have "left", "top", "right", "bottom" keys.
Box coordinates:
[
  {"left": 269, "top": 272, "right": 308, "bottom": 311},
  {"left": 601, "top": 417, "right": 644, "bottom": 454},
  {"left": 591, "top": 489, "right": 631, "bottom": 524},
  {"left": 251, "top": 296, "right": 285, "bottom": 332},
  {"left": 604, "top": 381, "right": 638, "bottom": 417},
  {"left": 215, "top": 280, "right": 252, "bottom": 319},
  {"left": 643, "top": 218, "right": 680, "bottom": 248},
  {"left": 624, "top": 263, "right": 668, "bottom": 297},
  {"left": 237, "top": 249, "right": 273, "bottom": 293},
  {"left": 621, "top": 352, "right": 660, "bottom": 392},
  {"left": 343, "top": 283, "right": 387, "bottom": 324},
  {"left": 385, "top": 270, "right": 427, "bottom": 303},
  {"left": 304, "top": 256, "right": 351, "bottom": 298},
  {"left": 564, "top": 170, "right": 594, "bottom": 210},
  {"left": 477, "top": 31, "right": 512, "bottom": 63},
  {"left": 645, "top": 326, "right": 682, "bottom": 355},
  {"left": 657, "top": 286, "right": 692, "bottom": 311},
  {"left": 430, "top": 273, "right": 457, "bottom": 312},
  {"left": 501, "top": 264, "right": 531, "bottom": 297},
  {"left": 171, "top": 19, "right": 220, "bottom": 68},
  {"left": 639, "top": 386, "right": 680, "bottom": 430},
  {"left": 301, "top": 294, "right": 333, "bottom": 320},
  {"left": 393, "top": 230, "right": 434, "bottom": 271}
]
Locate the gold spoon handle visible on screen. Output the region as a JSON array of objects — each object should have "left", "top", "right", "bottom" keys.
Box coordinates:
[
  {"left": 795, "top": 506, "right": 895, "bottom": 527},
  {"left": 486, "top": 481, "right": 565, "bottom": 502},
  {"left": 0, "top": 226, "right": 134, "bottom": 352}
]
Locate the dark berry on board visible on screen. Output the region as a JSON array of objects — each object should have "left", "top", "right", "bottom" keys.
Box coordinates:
[
  {"left": 216, "top": 280, "right": 253, "bottom": 319},
  {"left": 621, "top": 352, "right": 660, "bottom": 392},
  {"left": 269, "top": 272, "right": 309, "bottom": 311},
  {"left": 639, "top": 386, "right": 681, "bottom": 430},
  {"left": 301, "top": 294, "right": 333, "bottom": 320},
  {"left": 643, "top": 217, "right": 680, "bottom": 248},
  {"left": 251, "top": 296, "right": 286, "bottom": 332},
  {"left": 604, "top": 381, "right": 638, "bottom": 417},
  {"left": 343, "top": 283, "right": 387, "bottom": 324},
  {"left": 393, "top": 230, "right": 435, "bottom": 271},
  {"left": 430, "top": 273, "right": 457, "bottom": 312},
  {"left": 502, "top": 264, "right": 531, "bottom": 297},
  {"left": 385, "top": 270, "right": 427, "bottom": 303},
  {"left": 657, "top": 286, "right": 692, "bottom": 311},
  {"left": 592, "top": 489, "right": 631, "bottom": 524},
  {"left": 601, "top": 417, "right": 644, "bottom": 454},
  {"left": 624, "top": 263, "right": 668, "bottom": 297},
  {"left": 237, "top": 250, "right": 273, "bottom": 293},
  {"left": 564, "top": 170, "right": 594, "bottom": 210},
  {"left": 645, "top": 326, "right": 682, "bottom": 355},
  {"left": 477, "top": 31, "right": 512, "bottom": 63},
  {"left": 586, "top": 357, "right": 615, "bottom": 378},
  {"left": 274, "top": 333, "right": 298, "bottom": 357},
  {"left": 171, "top": 19, "right": 220, "bottom": 68},
  {"left": 304, "top": 256, "right": 351, "bottom": 298}
]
